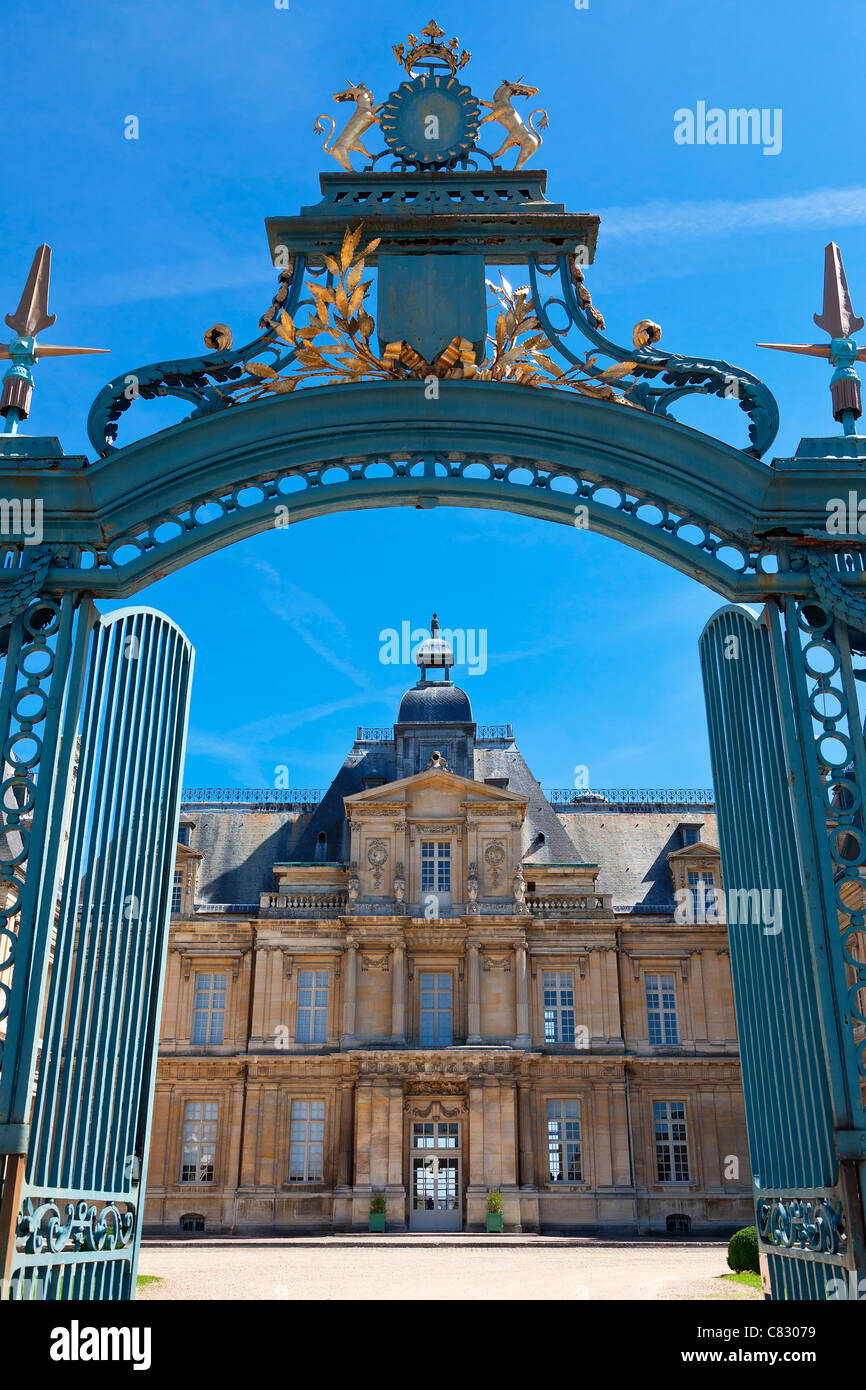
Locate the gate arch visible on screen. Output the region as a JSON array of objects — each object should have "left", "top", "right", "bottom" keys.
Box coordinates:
[
  {"left": 2, "top": 19, "right": 866, "bottom": 1301},
  {"left": 0, "top": 380, "right": 856, "bottom": 604}
]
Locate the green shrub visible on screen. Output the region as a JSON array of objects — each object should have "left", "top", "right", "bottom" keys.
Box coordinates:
[
  {"left": 486, "top": 1188, "right": 503, "bottom": 1215},
  {"left": 369, "top": 1190, "right": 387, "bottom": 1215},
  {"left": 727, "top": 1225, "right": 760, "bottom": 1274}
]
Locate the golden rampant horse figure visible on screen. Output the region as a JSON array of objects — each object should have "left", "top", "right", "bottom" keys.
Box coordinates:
[
  {"left": 479, "top": 78, "right": 549, "bottom": 170},
  {"left": 314, "top": 82, "right": 382, "bottom": 173}
]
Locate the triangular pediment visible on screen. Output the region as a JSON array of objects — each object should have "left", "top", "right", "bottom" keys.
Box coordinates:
[
  {"left": 344, "top": 765, "right": 526, "bottom": 812},
  {"left": 667, "top": 840, "right": 720, "bottom": 860}
]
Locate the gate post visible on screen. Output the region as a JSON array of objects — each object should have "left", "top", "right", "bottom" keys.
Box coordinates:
[
  {"left": 701, "top": 600, "right": 866, "bottom": 1299},
  {"left": 0, "top": 591, "right": 93, "bottom": 1290}
]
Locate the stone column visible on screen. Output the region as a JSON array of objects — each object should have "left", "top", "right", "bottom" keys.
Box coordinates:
[
  {"left": 342, "top": 940, "right": 358, "bottom": 1047},
  {"left": 336, "top": 1082, "right": 355, "bottom": 1188},
  {"left": 387, "top": 1083, "right": 404, "bottom": 1186},
  {"left": 238, "top": 1079, "right": 262, "bottom": 1190},
  {"left": 391, "top": 941, "right": 406, "bottom": 1045},
  {"left": 518, "top": 1082, "right": 537, "bottom": 1187},
  {"left": 467, "top": 943, "right": 481, "bottom": 1044},
  {"left": 514, "top": 943, "right": 530, "bottom": 1047}
]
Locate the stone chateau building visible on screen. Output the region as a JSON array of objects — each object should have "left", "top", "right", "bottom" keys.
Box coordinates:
[{"left": 144, "top": 618, "right": 751, "bottom": 1235}]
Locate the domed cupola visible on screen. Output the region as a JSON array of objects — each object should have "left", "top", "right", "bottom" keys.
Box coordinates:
[
  {"left": 395, "top": 613, "right": 476, "bottom": 776},
  {"left": 413, "top": 612, "right": 455, "bottom": 678}
]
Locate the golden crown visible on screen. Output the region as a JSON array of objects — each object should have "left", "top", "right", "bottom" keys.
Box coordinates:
[{"left": 393, "top": 19, "right": 470, "bottom": 77}]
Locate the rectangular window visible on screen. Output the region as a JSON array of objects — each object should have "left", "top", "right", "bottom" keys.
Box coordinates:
[
  {"left": 296, "top": 969, "right": 329, "bottom": 1043},
  {"left": 547, "top": 1099, "right": 582, "bottom": 1182},
  {"left": 654, "top": 1100, "right": 690, "bottom": 1182},
  {"left": 645, "top": 973, "right": 679, "bottom": 1046},
  {"left": 289, "top": 1099, "right": 325, "bottom": 1181},
  {"left": 191, "top": 972, "right": 226, "bottom": 1045},
  {"left": 421, "top": 841, "right": 451, "bottom": 894},
  {"left": 419, "top": 972, "right": 452, "bottom": 1045},
  {"left": 171, "top": 868, "right": 183, "bottom": 914},
  {"left": 180, "top": 1100, "right": 217, "bottom": 1183},
  {"left": 411, "top": 1121, "right": 459, "bottom": 1149},
  {"left": 687, "top": 870, "right": 717, "bottom": 921},
  {"left": 543, "top": 970, "right": 575, "bottom": 1044}
]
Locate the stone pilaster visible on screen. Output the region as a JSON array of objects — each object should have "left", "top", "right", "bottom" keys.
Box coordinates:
[
  {"left": 342, "top": 940, "right": 358, "bottom": 1047},
  {"left": 336, "top": 1081, "right": 355, "bottom": 1188},
  {"left": 391, "top": 942, "right": 406, "bottom": 1044},
  {"left": 467, "top": 942, "right": 481, "bottom": 1043},
  {"left": 514, "top": 942, "right": 530, "bottom": 1047},
  {"left": 466, "top": 1080, "right": 487, "bottom": 1230},
  {"left": 387, "top": 1080, "right": 406, "bottom": 1228},
  {"left": 517, "top": 1081, "right": 537, "bottom": 1187}
]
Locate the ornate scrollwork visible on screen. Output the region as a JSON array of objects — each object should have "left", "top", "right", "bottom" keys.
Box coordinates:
[
  {"left": 0, "top": 593, "right": 66, "bottom": 1054},
  {"left": 367, "top": 837, "right": 388, "bottom": 890},
  {"left": 790, "top": 598, "right": 866, "bottom": 1083},
  {"left": 528, "top": 254, "right": 780, "bottom": 457},
  {"left": 17, "top": 1196, "right": 135, "bottom": 1255},
  {"left": 86, "top": 259, "right": 306, "bottom": 456},
  {"left": 758, "top": 1194, "right": 846, "bottom": 1257},
  {"left": 802, "top": 545, "right": 866, "bottom": 629},
  {"left": 0, "top": 546, "right": 53, "bottom": 629}
]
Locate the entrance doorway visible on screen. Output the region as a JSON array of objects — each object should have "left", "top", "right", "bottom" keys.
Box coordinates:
[{"left": 409, "top": 1118, "right": 462, "bottom": 1231}]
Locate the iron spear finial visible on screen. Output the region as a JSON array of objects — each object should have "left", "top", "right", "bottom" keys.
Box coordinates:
[
  {"left": 0, "top": 244, "right": 108, "bottom": 433},
  {"left": 4, "top": 244, "right": 56, "bottom": 338},
  {"left": 757, "top": 242, "right": 865, "bottom": 436},
  {"left": 814, "top": 241, "right": 864, "bottom": 340}
]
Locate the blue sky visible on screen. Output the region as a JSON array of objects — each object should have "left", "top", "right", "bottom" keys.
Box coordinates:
[{"left": 3, "top": 0, "right": 863, "bottom": 793}]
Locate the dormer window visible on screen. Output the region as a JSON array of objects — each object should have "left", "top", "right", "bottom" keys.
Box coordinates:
[
  {"left": 485, "top": 776, "right": 509, "bottom": 789},
  {"left": 314, "top": 831, "right": 328, "bottom": 863},
  {"left": 680, "top": 824, "right": 701, "bottom": 847},
  {"left": 362, "top": 775, "right": 386, "bottom": 789},
  {"left": 178, "top": 820, "right": 194, "bottom": 847}
]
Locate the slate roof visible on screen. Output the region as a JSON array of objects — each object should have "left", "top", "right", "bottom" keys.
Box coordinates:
[
  {"left": 180, "top": 672, "right": 717, "bottom": 911},
  {"left": 473, "top": 746, "right": 578, "bottom": 865},
  {"left": 397, "top": 681, "right": 473, "bottom": 724},
  {"left": 293, "top": 744, "right": 397, "bottom": 862},
  {"left": 556, "top": 808, "right": 719, "bottom": 911},
  {"left": 187, "top": 809, "right": 308, "bottom": 908}
]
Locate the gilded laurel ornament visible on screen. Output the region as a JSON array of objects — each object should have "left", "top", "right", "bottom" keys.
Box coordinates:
[{"left": 226, "top": 226, "right": 648, "bottom": 407}]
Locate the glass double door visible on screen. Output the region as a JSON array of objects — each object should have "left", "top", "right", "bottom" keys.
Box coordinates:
[{"left": 409, "top": 1119, "right": 462, "bottom": 1231}]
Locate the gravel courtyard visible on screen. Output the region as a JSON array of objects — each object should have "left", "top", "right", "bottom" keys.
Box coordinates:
[{"left": 136, "top": 1237, "right": 761, "bottom": 1301}]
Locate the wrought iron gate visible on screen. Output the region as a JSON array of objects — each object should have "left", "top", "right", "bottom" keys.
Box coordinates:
[
  {"left": 701, "top": 602, "right": 866, "bottom": 1298},
  {"left": 0, "top": 599, "right": 193, "bottom": 1298}
]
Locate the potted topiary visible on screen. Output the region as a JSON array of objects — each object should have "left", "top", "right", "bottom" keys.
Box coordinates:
[
  {"left": 369, "top": 1190, "right": 387, "bottom": 1233},
  {"left": 486, "top": 1188, "right": 504, "bottom": 1233}
]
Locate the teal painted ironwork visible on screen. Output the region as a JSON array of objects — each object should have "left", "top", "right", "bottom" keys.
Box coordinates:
[
  {"left": 1, "top": 384, "right": 861, "bottom": 609},
  {"left": 1, "top": 29, "right": 866, "bottom": 1299},
  {"left": 700, "top": 604, "right": 866, "bottom": 1298},
  {"left": 1, "top": 605, "right": 193, "bottom": 1298}
]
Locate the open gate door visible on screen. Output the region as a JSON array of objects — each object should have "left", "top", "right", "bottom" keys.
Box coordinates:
[
  {"left": 701, "top": 603, "right": 866, "bottom": 1299},
  {"left": 0, "top": 601, "right": 193, "bottom": 1299}
]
